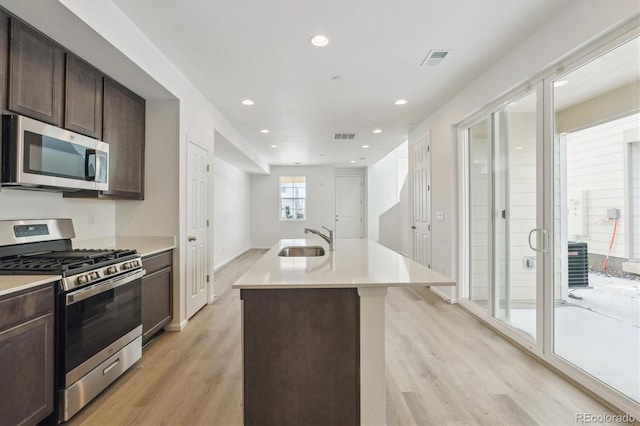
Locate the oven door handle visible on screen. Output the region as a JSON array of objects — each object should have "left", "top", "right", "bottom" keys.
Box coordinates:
[{"left": 66, "top": 269, "right": 146, "bottom": 306}]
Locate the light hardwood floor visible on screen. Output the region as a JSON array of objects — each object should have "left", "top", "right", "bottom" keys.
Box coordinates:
[{"left": 69, "top": 249, "right": 622, "bottom": 426}]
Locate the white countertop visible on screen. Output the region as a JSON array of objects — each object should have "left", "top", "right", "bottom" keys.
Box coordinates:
[
  {"left": 233, "top": 238, "right": 456, "bottom": 289},
  {"left": 0, "top": 274, "right": 60, "bottom": 297}
]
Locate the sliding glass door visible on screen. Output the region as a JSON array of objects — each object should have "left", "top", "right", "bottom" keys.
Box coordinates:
[
  {"left": 461, "top": 29, "right": 639, "bottom": 413},
  {"left": 468, "top": 119, "right": 490, "bottom": 308},
  {"left": 492, "top": 91, "right": 540, "bottom": 340},
  {"left": 551, "top": 35, "right": 640, "bottom": 404}
]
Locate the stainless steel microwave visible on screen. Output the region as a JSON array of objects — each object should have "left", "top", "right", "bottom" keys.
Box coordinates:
[{"left": 1, "top": 115, "right": 108, "bottom": 191}]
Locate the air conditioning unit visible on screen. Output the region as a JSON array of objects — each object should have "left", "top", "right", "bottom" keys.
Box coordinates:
[{"left": 568, "top": 241, "right": 589, "bottom": 288}]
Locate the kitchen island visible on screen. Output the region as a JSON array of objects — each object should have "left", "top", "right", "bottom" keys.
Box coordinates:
[{"left": 233, "top": 238, "right": 455, "bottom": 425}]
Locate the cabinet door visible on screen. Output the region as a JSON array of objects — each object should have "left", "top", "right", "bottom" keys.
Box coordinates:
[
  {"left": 65, "top": 54, "right": 103, "bottom": 139},
  {"left": 0, "top": 312, "right": 54, "bottom": 426},
  {"left": 0, "top": 11, "right": 10, "bottom": 113},
  {"left": 103, "top": 78, "right": 145, "bottom": 199},
  {"left": 9, "top": 19, "right": 64, "bottom": 126},
  {"left": 142, "top": 267, "right": 173, "bottom": 344}
]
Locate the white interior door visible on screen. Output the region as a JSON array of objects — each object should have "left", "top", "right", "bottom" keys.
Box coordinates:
[
  {"left": 411, "top": 134, "right": 431, "bottom": 267},
  {"left": 186, "top": 141, "right": 209, "bottom": 319},
  {"left": 335, "top": 176, "right": 363, "bottom": 238}
]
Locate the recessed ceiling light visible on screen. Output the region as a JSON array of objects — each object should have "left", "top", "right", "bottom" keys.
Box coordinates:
[
  {"left": 331, "top": 75, "right": 346, "bottom": 83},
  {"left": 350, "top": 160, "right": 356, "bottom": 164},
  {"left": 310, "top": 34, "right": 329, "bottom": 47},
  {"left": 554, "top": 80, "right": 568, "bottom": 87},
  {"left": 394, "top": 99, "right": 407, "bottom": 105},
  {"left": 241, "top": 99, "right": 254, "bottom": 106},
  {"left": 260, "top": 129, "right": 270, "bottom": 134},
  {"left": 271, "top": 145, "right": 278, "bottom": 148},
  {"left": 362, "top": 145, "right": 370, "bottom": 148},
  {"left": 372, "top": 129, "right": 382, "bottom": 134}
]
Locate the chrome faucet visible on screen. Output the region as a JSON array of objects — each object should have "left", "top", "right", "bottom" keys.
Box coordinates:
[{"left": 304, "top": 226, "right": 334, "bottom": 251}]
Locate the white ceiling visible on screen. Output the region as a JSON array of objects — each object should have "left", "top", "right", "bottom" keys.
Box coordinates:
[{"left": 111, "top": 0, "right": 572, "bottom": 168}]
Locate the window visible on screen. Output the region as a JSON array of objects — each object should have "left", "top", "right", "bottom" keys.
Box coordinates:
[{"left": 279, "top": 176, "right": 306, "bottom": 220}]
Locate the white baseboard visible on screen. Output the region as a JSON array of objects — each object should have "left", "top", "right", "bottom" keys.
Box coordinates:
[
  {"left": 429, "top": 286, "right": 458, "bottom": 304},
  {"left": 164, "top": 319, "right": 187, "bottom": 332}
]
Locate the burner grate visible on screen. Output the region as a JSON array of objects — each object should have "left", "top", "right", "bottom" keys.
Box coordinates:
[{"left": 0, "top": 248, "right": 139, "bottom": 275}]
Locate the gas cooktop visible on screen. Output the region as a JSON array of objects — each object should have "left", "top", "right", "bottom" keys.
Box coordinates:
[{"left": 0, "top": 248, "right": 139, "bottom": 275}]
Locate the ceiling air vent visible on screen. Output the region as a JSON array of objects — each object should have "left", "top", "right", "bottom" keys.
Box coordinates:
[
  {"left": 334, "top": 133, "right": 356, "bottom": 140},
  {"left": 421, "top": 49, "right": 450, "bottom": 67}
]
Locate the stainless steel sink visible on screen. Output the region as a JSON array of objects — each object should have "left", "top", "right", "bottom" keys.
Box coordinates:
[{"left": 278, "top": 246, "right": 326, "bottom": 257}]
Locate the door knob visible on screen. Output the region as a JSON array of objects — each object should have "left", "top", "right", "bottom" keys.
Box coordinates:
[
  {"left": 188, "top": 236, "right": 197, "bottom": 242},
  {"left": 411, "top": 226, "right": 416, "bottom": 230}
]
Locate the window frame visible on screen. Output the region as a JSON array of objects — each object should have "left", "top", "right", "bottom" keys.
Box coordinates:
[{"left": 279, "top": 175, "right": 307, "bottom": 221}]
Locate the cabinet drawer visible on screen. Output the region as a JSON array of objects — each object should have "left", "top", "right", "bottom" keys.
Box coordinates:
[
  {"left": 142, "top": 251, "right": 172, "bottom": 275},
  {"left": 0, "top": 285, "right": 54, "bottom": 331}
]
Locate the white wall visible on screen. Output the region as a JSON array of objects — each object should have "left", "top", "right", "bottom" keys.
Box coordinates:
[
  {"left": 251, "top": 166, "right": 335, "bottom": 248},
  {"left": 0, "top": 189, "right": 115, "bottom": 241},
  {"left": 213, "top": 157, "right": 251, "bottom": 278},
  {"left": 367, "top": 141, "right": 409, "bottom": 253},
  {"left": 408, "top": 0, "right": 640, "bottom": 300}
]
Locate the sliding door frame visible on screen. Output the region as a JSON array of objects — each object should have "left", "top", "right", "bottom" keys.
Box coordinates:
[{"left": 458, "top": 20, "right": 640, "bottom": 417}]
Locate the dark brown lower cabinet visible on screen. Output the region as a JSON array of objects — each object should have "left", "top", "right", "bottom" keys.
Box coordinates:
[
  {"left": 142, "top": 251, "right": 173, "bottom": 345},
  {"left": 241, "top": 288, "right": 360, "bottom": 426},
  {"left": 0, "top": 284, "right": 54, "bottom": 426}
]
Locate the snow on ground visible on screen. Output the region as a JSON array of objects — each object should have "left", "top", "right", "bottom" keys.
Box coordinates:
[
  {"left": 568, "top": 272, "right": 640, "bottom": 327},
  {"left": 508, "top": 272, "right": 640, "bottom": 402}
]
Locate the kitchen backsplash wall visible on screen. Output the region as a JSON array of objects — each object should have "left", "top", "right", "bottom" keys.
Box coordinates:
[{"left": 0, "top": 189, "right": 116, "bottom": 240}]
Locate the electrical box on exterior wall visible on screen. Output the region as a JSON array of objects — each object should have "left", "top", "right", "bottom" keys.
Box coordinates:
[
  {"left": 607, "top": 208, "right": 620, "bottom": 220},
  {"left": 568, "top": 191, "right": 588, "bottom": 237}
]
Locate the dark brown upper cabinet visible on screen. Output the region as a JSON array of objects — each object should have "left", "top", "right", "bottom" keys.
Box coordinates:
[
  {"left": 65, "top": 54, "right": 103, "bottom": 139},
  {"left": 103, "top": 78, "right": 145, "bottom": 200},
  {"left": 0, "top": 11, "right": 10, "bottom": 114},
  {"left": 8, "top": 18, "right": 64, "bottom": 126}
]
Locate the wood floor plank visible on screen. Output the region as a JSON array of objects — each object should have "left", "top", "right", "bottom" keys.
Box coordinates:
[{"left": 69, "top": 249, "right": 623, "bottom": 426}]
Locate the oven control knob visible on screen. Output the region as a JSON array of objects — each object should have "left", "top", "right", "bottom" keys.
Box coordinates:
[
  {"left": 123, "top": 262, "right": 131, "bottom": 270},
  {"left": 91, "top": 272, "right": 100, "bottom": 280},
  {"left": 77, "top": 275, "right": 88, "bottom": 285},
  {"left": 106, "top": 266, "right": 118, "bottom": 275}
]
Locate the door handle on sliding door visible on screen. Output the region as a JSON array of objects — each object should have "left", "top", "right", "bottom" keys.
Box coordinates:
[{"left": 528, "top": 229, "right": 549, "bottom": 253}]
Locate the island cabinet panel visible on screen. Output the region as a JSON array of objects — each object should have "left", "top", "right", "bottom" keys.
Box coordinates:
[
  {"left": 102, "top": 77, "right": 145, "bottom": 199},
  {"left": 141, "top": 250, "right": 173, "bottom": 345},
  {"left": 241, "top": 288, "right": 360, "bottom": 426},
  {"left": 8, "top": 19, "right": 64, "bottom": 126},
  {"left": 65, "top": 54, "right": 103, "bottom": 139},
  {"left": 0, "top": 284, "right": 54, "bottom": 426}
]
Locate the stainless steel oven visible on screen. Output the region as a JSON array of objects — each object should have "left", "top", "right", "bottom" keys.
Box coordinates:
[
  {"left": 58, "top": 268, "right": 144, "bottom": 422},
  {"left": 1, "top": 114, "right": 109, "bottom": 191}
]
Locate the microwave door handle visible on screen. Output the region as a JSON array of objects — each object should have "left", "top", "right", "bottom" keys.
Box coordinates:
[
  {"left": 85, "top": 149, "right": 96, "bottom": 181},
  {"left": 95, "top": 150, "right": 105, "bottom": 184}
]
